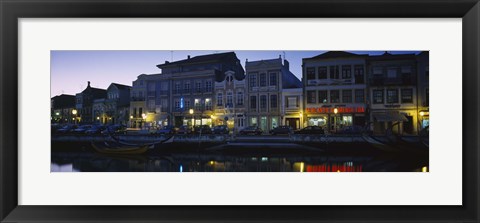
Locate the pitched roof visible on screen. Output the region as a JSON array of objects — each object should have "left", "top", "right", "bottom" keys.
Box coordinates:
[
  {"left": 368, "top": 52, "right": 417, "bottom": 61},
  {"left": 304, "top": 51, "right": 368, "bottom": 60},
  {"left": 157, "top": 52, "right": 240, "bottom": 68},
  {"left": 245, "top": 58, "right": 283, "bottom": 67},
  {"left": 111, "top": 83, "right": 131, "bottom": 90},
  {"left": 51, "top": 94, "right": 76, "bottom": 109}
]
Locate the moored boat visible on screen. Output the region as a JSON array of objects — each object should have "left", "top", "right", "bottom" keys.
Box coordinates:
[{"left": 91, "top": 142, "right": 149, "bottom": 155}]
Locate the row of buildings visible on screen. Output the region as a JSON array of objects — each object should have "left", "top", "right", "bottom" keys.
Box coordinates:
[{"left": 51, "top": 51, "right": 429, "bottom": 135}]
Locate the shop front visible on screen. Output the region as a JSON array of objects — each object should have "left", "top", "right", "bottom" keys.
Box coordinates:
[{"left": 306, "top": 106, "right": 366, "bottom": 133}]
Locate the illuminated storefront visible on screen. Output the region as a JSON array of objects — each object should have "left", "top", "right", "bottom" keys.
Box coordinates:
[{"left": 306, "top": 106, "right": 366, "bottom": 133}]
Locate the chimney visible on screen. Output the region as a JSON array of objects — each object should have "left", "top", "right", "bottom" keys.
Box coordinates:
[
  {"left": 246, "top": 58, "right": 248, "bottom": 63},
  {"left": 165, "top": 61, "right": 170, "bottom": 64},
  {"left": 87, "top": 81, "right": 91, "bottom": 87},
  {"left": 284, "top": 59, "right": 290, "bottom": 70},
  {"left": 279, "top": 54, "right": 282, "bottom": 59},
  {"left": 187, "top": 55, "right": 191, "bottom": 59}
]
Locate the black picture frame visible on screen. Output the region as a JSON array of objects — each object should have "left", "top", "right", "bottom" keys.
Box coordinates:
[{"left": 1, "top": 0, "right": 479, "bottom": 222}]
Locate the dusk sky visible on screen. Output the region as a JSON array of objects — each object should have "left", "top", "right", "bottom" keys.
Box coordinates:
[{"left": 51, "top": 50, "right": 421, "bottom": 96}]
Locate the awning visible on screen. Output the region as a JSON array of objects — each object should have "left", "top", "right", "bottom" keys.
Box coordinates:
[{"left": 373, "top": 113, "right": 408, "bottom": 122}]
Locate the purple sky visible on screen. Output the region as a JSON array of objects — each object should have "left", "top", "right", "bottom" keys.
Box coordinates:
[{"left": 51, "top": 50, "right": 420, "bottom": 97}]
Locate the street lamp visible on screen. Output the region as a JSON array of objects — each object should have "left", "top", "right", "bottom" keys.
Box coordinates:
[
  {"left": 72, "top": 109, "right": 77, "bottom": 124},
  {"left": 333, "top": 108, "right": 338, "bottom": 133},
  {"left": 189, "top": 109, "right": 194, "bottom": 126}
]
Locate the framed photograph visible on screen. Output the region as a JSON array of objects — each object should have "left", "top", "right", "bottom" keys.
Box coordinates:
[{"left": 1, "top": 0, "right": 479, "bottom": 222}]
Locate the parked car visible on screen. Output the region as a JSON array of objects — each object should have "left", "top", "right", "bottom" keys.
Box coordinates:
[
  {"left": 156, "top": 125, "right": 177, "bottom": 135},
  {"left": 239, "top": 126, "right": 263, "bottom": 135},
  {"left": 294, "top": 126, "right": 325, "bottom": 135},
  {"left": 212, "top": 125, "right": 229, "bottom": 134},
  {"left": 193, "top": 125, "right": 212, "bottom": 134},
  {"left": 269, "top": 126, "right": 293, "bottom": 135},
  {"left": 72, "top": 125, "right": 92, "bottom": 134},
  {"left": 101, "top": 124, "right": 127, "bottom": 135},
  {"left": 85, "top": 125, "right": 106, "bottom": 135},
  {"left": 56, "top": 125, "right": 77, "bottom": 134},
  {"left": 177, "top": 125, "right": 193, "bottom": 135},
  {"left": 337, "top": 125, "right": 364, "bottom": 135}
]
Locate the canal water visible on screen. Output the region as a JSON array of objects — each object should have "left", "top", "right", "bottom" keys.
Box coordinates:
[{"left": 51, "top": 141, "right": 428, "bottom": 172}]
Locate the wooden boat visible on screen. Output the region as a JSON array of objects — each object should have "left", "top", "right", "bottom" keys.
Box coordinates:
[
  {"left": 91, "top": 141, "right": 149, "bottom": 155},
  {"left": 108, "top": 135, "right": 174, "bottom": 147}
]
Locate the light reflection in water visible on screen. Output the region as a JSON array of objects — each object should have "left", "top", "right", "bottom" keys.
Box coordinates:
[{"left": 51, "top": 153, "right": 376, "bottom": 172}]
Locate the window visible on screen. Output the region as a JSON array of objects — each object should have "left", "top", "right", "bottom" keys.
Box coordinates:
[
  {"left": 287, "top": 96, "right": 298, "bottom": 108},
  {"left": 237, "top": 92, "right": 244, "bottom": 105},
  {"left": 260, "top": 73, "right": 267, "bottom": 87},
  {"left": 401, "top": 89, "right": 413, "bottom": 103},
  {"left": 330, "top": 90, "right": 340, "bottom": 103},
  {"left": 195, "top": 82, "right": 202, "bottom": 92},
  {"left": 226, "top": 75, "right": 233, "bottom": 83},
  {"left": 148, "top": 82, "right": 155, "bottom": 91},
  {"left": 342, "top": 65, "right": 352, "bottom": 79},
  {"left": 226, "top": 92, "right": 233, "bottom": 107},
  {"left": 307, "top": 90, "right": 316, "bottom": 104},
  {"left": 318, "top": 66, "right": 327, "bottom": 79},
  {"left": 175, "top": 82, "right": 181, "bottom": 94},
  {"left": 250, "top": 117, "right": 257, "bottom": 126},
  {"left": 205, "top": 98, "right": 212, "bottom": 110},
  {"left": 401, "top": 66, "right": 412, "bottom": 83},
  {"left": 249, "top": 74, "right": 257, "bottom": 88},
  {"left": 269, "top": 73, "right": 277, "bottom": 86},
  {"left": 355, "top": 89, "right": 365, "bottom": 103},
  {"left": 260, "top": 95, "right": 267, "bottom": 111},
  {"left": 184, "top": 82, "right": 190, "bottom": 93},
  {"left": 330, "top": 66, "right": 339, "bottom": 79},
  {"left": 306, "top": 67, "right": 315, "bottom": 80},
  {"left": 318, "top": 90, "right": 328, "bottom": 103},
  {"left": 270, "top": 95, "right": 277, "bottom": 108},
  {"left": 194, "top": 99, "right": 201, "bottom": 109},
  {"left": 373, "top": 90, "right": 384, "bottom": 104},
  {"left": 174, "top": 100, "right": 180, "bottom": 109},
  {"left": 205, "top": 81, "right": 212, "bottom": 92},
  {"left": 250, "top": 96, "right": 257, "bottom": 109},
  {"left": 387, "top": 68, "right": 398, "bottom": 78},
  {"left": 217, "top": 93, "right": 223, "bottom": 106},
  {"left": 139, "top": 91, "right": 143, "bottom": 98},
  {"left": 354, "top": 65, "right": 364, "bottom": 84},
  {"left": 342, "top": 90, "right": 352, "bottom": 103},
  {"left": 185, "top": 99, "right": 191, "bottom": 109},
  {"left": 148, "top": 100, "right": 155, "bottom": 111},
  {"left": 387, "top": 89, "right": 399, "bottom": 103}
]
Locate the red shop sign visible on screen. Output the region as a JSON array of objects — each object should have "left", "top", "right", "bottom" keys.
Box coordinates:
[{"left": 306, "top": 107, "right": 365, "bottom": 114}]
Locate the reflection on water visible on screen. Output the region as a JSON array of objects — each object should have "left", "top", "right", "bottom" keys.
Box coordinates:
[
  {"left": 51, "top": 141, "right": 428, "bottom": 172},
  {"left": 51, "top": 152, "right": 421, "bottom": 172}
]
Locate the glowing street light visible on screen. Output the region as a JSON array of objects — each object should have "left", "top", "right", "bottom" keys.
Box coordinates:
[
  {"left": 333, "top": 107, "right": 338, "bottom": 133},
  {"left": 72, "top": 109, "right": 77, "bottom": 124},
  {"left": 189, "top": 109, "right": 194, "bottom": 115}
]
